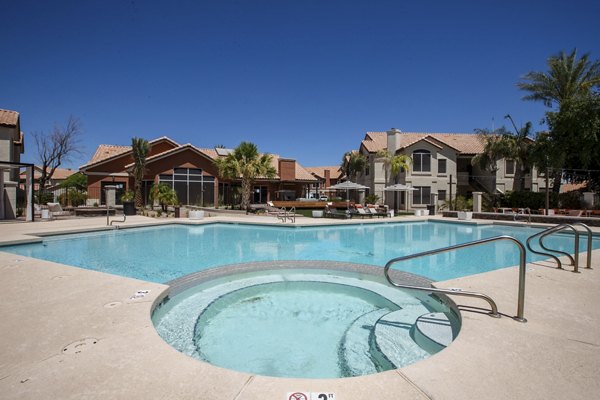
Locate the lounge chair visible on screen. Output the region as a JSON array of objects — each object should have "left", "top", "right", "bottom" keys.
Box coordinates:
[
  {"left": 47, "top": 202, "right": 71, "bottom": 218},
  {"left": 366, "top": 204, "right": 389, "bottom": 218},
  {"left": 568, "top": 210, "right": 583, "bottom": 217},
  {"left": 350, "top": 204, "right": 373, "bottom": 219},
  {"left": 324, "top": 205, "right": 351, "bottom": 219}
]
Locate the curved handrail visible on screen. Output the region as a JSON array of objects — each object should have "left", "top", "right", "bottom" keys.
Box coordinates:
[
  {"left": 570, "top": 223, "right": 593, "bottom": 269},
  {"left": 526, "top": 225, "right": 565, "bottom": 269},
  {"left": 384, "top": 235, "right": 527, "bottom": 322},
  {"left": 514, "top": 208, "right": 531, "bottom": 224},
  {"left": 539, "top": 224, "right": 579, "bottom": 272}
]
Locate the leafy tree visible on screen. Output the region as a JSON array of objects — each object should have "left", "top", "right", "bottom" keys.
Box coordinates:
[
  {"left": 340, "top": 151, "right": 367, "bottom": 181},
  {"left": 213, "top": 142, "right": 276, "bottom": 212},
  {"left": 32, "top": 116, "right": 83, "bottom": 201},
  {"left": 131, "top": 137, "right": 150, "bottom": 207},
  {"left": 59, "top": 172, "right": 87, "bottom": 190},
  {"left": 546, "top": 93, "right": 600, "bottom": 189}
]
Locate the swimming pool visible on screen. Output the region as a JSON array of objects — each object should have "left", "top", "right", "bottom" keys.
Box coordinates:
[{"left": 1, "top": 221, "right": 597, "bottom": 283}]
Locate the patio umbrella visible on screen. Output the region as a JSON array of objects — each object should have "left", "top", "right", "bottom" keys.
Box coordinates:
[
  {"left": 384, "top": 184, "right": 418, "bottom": 211},
  {"left": 327, "top": 180, "right": 369, "bottom": 209}
]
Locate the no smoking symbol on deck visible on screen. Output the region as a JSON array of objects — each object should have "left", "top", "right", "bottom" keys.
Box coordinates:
[
  {"left": 287, "top": 393, "right": 335, "bottom": 400},
  {"left": 288, "top": 394, "right": 308, "bottom": 400}
]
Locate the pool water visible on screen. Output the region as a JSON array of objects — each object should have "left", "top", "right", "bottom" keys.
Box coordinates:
[
  {"left": 1, "top": 221, "right": 597, "bottom": 283},
  {"left": 152, "top": 269, "right": 459, "bottom": 378}
]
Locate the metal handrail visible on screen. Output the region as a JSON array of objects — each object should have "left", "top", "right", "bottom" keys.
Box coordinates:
[
  {"left": 277, "top": 207, "right": 296, "bottom": 223},
  {"left": 570, "top": 223, "right": 593, "bottom": 269},
  {"left": 514, "top": 207, "right": 531, "bottom": 224},
  {"left": 526, "top": 225, "right": 566, "bottom": 269},
  {"left": 539, "top": 224, "right": 579, "bottom": 272},
  {"left": 384, "top": 235, "right": 527, "bottom": 322}
]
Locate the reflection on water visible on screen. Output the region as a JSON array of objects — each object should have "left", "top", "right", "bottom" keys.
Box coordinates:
[{"left": 1, "top": 222, "right": 597, "bottom": 283}]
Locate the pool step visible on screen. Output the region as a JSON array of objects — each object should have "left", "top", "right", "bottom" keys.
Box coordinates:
[
  {"left": 371, "top": 310, "right": 432, "bottom": 368},
  {"left": 338, "top": 308, "right": 391, "bottom": 377},
  {"left": 413, "top": 312, "right": 456, "bottom": 354}
]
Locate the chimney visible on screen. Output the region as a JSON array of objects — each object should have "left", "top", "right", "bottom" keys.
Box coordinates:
[
  {"left": 324, "top": 169, "right": 331, "bottom": 187},
  {"left": 387, "top": 128, "right": 401, "bottom": 154}
]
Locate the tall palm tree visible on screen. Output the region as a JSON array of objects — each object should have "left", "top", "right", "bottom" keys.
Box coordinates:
[
  {"left": 518, "top": 49, "right": 600, "bottom": 193},
  {"left": 340, "top": 151, "right": 367, "bottom": 181},
  {"left": 517, "top": 49, "right": 600, "bottom": 109},
  {"left": 376, "top": 150, "right": 412, "bottom": 209},
  {"left": 131, "top": 137, "right": 150, "bottom": 208},
  {"left": 213, "top": 142, "right": 276, "bottom": 212}
]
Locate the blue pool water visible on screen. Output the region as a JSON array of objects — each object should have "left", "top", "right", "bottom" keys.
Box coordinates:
[{"left": 1, "top": 221, "right": 597, "bottom": 283}]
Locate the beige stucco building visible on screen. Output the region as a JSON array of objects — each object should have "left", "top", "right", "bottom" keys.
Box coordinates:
[
  {"left": 356, "top": 128, "right": 547, "bottom": 210},
  {"left": 0, "top": 109, "right": 26, "bottom": 219}
]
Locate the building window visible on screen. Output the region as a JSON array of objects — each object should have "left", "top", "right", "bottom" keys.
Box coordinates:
[
  {"left": 159, "top": 168, "right": 215, "bottom": 206},
  {"left": 413, "top": 150, "right": 431, "bottom": 172},
  {"left": 438, "top": 158, "right": 447, "bottom": 174},
  {"left": 506, "top": 160, "right": 515, "bottom": 175},
  {"left": 412, "top": 186, "right": 431, "bottom": 205},
  {"left": 438, "top": 190, "right": 447, "bottom": 201}
]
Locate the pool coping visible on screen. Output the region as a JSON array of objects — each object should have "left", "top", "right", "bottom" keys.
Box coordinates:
[{"left": 1, "top": 215, "right": 600, "bottom": 400}]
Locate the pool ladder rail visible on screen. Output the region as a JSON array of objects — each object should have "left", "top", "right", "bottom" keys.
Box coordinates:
[
  {"left": 525, "top": 223, "right": 593, "bottom": 273},
  {"left": 277, "top": 207, "right": 296, "bottom": 223},
  {"left": 384, "top": 235, "right": 528, "bottom": 323}
]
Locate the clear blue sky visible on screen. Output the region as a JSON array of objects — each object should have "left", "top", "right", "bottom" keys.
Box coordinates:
[{"left": 2, "top": 0, "right": 599, "bottom": 169}]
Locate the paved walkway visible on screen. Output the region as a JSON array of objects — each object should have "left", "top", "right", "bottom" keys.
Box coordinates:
[{"left": 0, "top": 215, "right": 598, "bottom": 399}]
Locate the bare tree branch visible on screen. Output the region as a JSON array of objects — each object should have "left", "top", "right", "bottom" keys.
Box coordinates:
[{"left": 32, "top": 116, "right": 84, "bottom": 200}]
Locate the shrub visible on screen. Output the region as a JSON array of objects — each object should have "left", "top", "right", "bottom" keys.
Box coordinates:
[{"left": 364, "top": 194, "right": 380, "bottom": 205}]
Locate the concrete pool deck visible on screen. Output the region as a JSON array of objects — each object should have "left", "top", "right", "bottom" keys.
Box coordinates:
[{"left": 0, "top": 215, "right": 599, "bottom": 399}]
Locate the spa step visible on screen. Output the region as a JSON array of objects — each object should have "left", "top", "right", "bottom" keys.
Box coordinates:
[
  {"left": 338, "top": 308, "right": 391, "bottom": 377},
  {"left": 413, "top": 312, "right": 455, "bottom": 354},
  {"left": 372, "top": 310, "right": 431, "bottom": 368}
]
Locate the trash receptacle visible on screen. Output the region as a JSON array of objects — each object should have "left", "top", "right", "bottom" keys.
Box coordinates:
[{"left": 427, "top": 205, "right": 436, "bottom": 215}]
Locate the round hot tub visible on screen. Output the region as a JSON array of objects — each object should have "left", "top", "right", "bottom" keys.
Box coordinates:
[{"left": 152, "top": 262, "right": 461, "bottom": 379}]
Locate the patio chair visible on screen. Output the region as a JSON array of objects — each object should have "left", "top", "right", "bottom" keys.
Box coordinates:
[
  {"left": 350, "top": 204, "right": 373, "bottom": 219},
  {"left": 324, "top": 205, "right": 351, "bottom": 219},
  {"left": 47, "top": 202, "right": 71, "bottom": 218},
  {"left": 366, "top": 204, "right": 389, "bottom": 218}
]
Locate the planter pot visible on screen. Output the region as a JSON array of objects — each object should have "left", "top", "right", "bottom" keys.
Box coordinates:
[
  {"left": 123, "top": 201, "right": 136, "bottom": 216},
  {"left": 457, "top": 211, "right": 473, "bottom": 220},
  {"left": 174, "top": 206, "right": 180, "bottom": 218},
  {"left": 189, "top": 210, "right": 205, "bottom": 220},
  {"left": 414, "top": 209, "right": 422, "bottom": 216},
  {"left": 312, "top": 210, "right": 324, "bottom": 218}
]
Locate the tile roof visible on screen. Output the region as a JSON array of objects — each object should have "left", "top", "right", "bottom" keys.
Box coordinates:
[
  {"left": 88, "top": 144, "right": 131, "bottom": 165},
  {"left": 81, "top": 137, "right": 180, "bottom": 169},
  {"left": 304, "top": 166, "right": 343, "bottom": 179},
  {"left": 0, "top": 109, "right": 19, "bottom": 127},
  {"left": 20, "top": 167, "right": 76, "bottom": 180},
  {"left": 361, "top": 131, "right": 484, "bottom": 154}
]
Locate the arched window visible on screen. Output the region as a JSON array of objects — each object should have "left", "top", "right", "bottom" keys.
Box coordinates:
[{"left": 413, "top": 149, "right": 431, "bottom": 172}]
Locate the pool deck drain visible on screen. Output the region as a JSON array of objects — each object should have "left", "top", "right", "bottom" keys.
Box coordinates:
[{"left": 0, "top": 215, "right": 600, "bottom": 400}]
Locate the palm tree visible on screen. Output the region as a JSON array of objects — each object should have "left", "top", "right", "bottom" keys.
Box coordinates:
[
  {"left": 213, "top": 142, "right": 276, "bottom": 212},
  {"left": 472, "top": 128, "right": 511, "bottom": 206},
  {"left": 131, "top": 137, "right": 150, "bottom": 208},
  {"left": 376, "top": 149, "right": 411, "bottom": 210},
  {"left": 504, "top": 114, "right": 534, "bottom": 192},
  {"left": 517, "top": 49, "right": 600, "bottom": 109},
  {"left": 340, "top": 151, "right": 367, "bottom": 181},
  {"left": 518, "top": 49, "right": 600, "bottom": 193}
]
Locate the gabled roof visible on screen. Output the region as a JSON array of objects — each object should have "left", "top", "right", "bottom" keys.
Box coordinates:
[
  {"left": 81, "top": 136, "right": 180, "bottom": 169},
  {"left": 124, "top": 144, "right": 214, "bottom": 169},
  {"left": 0, "top": 109, "right": 19, "bottom": 127},
  {"left": 360, "top": 131, "right": 484, "bottom": 155},
  {"left": 19, "top": 166, "right": 76, "bottom": 180},
  {"left": 305, "top": 166, "right": 343, "bottom": 180}
]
